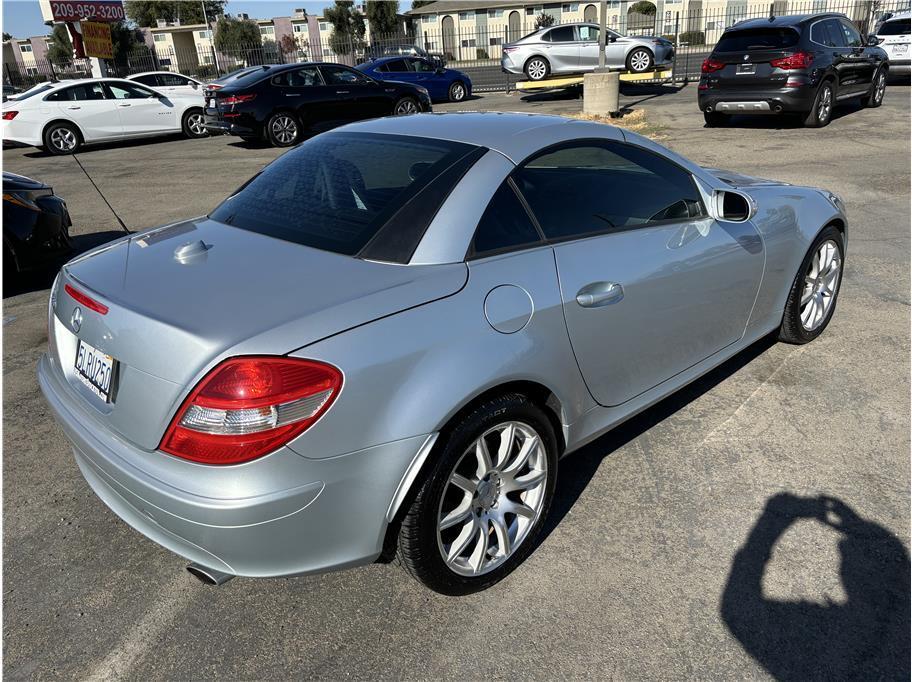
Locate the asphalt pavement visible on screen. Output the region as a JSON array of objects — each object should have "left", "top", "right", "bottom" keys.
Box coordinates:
[{"left": 2, "top": 83, "right": 909, "bottom": 679}]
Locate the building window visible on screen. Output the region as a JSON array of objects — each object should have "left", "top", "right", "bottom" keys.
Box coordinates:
[
  {"left": 19, "top": 43, "right": 33, "bottom": 53},
  {"left": 562, "top": 3, "right": 580, "bottom": 12},
  {"left": 323, "top": 47, "right": 334, "bottom": 56},
  {"left": 159, "top": 57, "right": 172, "bottom": 65},
  {"left": 293, "top": 23, "right": 307, "bottom": 33},
  {"left": 202, "top": 54, "right": 213, "bottom": 64},
  {"left": 489, "top": 36, "right": 503, "bottom": 45},
  {"left": 197, "top": 30, "right": 212, "bottom": 38},
  {"left": 319, "top": 22, "right": 328, "bottom": 31},
  {"left": 706, "top": 21, "right": 723, "bottom": 30},
  {"left": 26, "top": 66, "right": 38, "bottom": 75},
  {"left": 461, "top": 38, "right": 477, "bottom": 47},
  {"left": 260, "top": 26, "right": 275, "bottom": 36},
  {"left": 421, "top": 14, "right": 437, "bottom": 23},
  {"left": 487, "top": 9, "right": 504, "bottom": 17},
  {"left": 526, "top": 5, "right": 544, "bottom": 15},
  {"left": 459, "top": 11, "right": 473, "bottom": 20},
  {"left": 153, "top": 34, "right": 168, "bottom": 42}
]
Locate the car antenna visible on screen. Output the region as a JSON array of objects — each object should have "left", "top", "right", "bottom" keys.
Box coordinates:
[{"left": 768, "top": 3, "right": 775, "bottom": 21}]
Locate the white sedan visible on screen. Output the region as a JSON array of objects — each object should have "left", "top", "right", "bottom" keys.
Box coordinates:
[
  {"left": 1, "top": 78, "right": 208, "bottom": 155},
  {"left": 127, "top": 71, "right": 206, "bottom": 99}
]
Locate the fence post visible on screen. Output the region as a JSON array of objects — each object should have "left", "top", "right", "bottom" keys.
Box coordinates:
[{"left": 673, "top": 12, "right": 680, "bottom": 82}]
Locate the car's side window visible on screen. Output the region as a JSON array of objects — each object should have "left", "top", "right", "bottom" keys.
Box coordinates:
[
  {"left": 839, "top": 19, "right": 863, "bottom": 47},
  {"left": 106, "top": 82, "right": 156, "bottom": 99},
  {"left": 46, "top": 83, "right": 108, "bottom": 101},
  {"left": 578, "top": 25, "right": 599, "bottom": 41},
  {"left": 823, "top": 19, "right": 848, "bottom": 47},
  {"left": 514, "top": 141, "right": 706, "bottom": 241},
  {"left": 158, "top": 74, "right": 191, "bottom": 87},
  {"left": 321, "top": 65, "right": 368, "bottom": 84},
  {"left": 469, "top": 181, "right": 543, "bottom": 258},
  {"left": 133, "top": 74, "right": 158, "bottom": 86},
  {"left": 385, "top": 59, "right": 409, "bottom": 72},
  {"left": 410, "top": 58, "right": 435, "bottom": 72},
  {"left": 546, "top": 25, "right": 577, "bottom": 42}
]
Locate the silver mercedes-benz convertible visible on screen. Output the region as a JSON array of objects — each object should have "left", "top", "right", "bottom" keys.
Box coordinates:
[{"left": 39, "top": 112, "right": 846, "bottom": 594}]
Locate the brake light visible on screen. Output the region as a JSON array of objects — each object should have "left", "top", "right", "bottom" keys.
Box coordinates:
[
  {"left": 221, "top": 93, "right": 256, "bottom": 105},
  {"left": 2, "top": 111, "right": 18, "bottom": 120},
  {"left": 64, "top": 283, "right": 108, "bottom": 315},
  {"left": 503, "top": 46, "right": 518, "bottom": 52},
  {"left": 160, "top": 357, "right": 343, "bottom": 465},
  {"left": 770, "top": 51, "right": 813, "bottom": 69},
  {"left": 701, "top": 58, "right": 725, "bottom": 73}
]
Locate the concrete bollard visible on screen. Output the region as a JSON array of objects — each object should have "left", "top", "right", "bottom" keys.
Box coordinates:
[{"left": 583, "top": 70, "right": 620, "bottom": 117}]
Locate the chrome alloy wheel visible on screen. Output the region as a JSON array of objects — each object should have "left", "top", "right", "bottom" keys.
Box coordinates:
[
  {"left": 874, "top": 71, "right": 886, "bottom": 104},
  {"left": 451, "top": 82, "right": 466, "bottom": 101},
  {"left": 271, "top": 115, "right": 297, "bottom": 144},
  {"left": 817, "top": 85, "right": 832, "bottom": 123},
  {"left": 800, "top": 239, "right": 841, "bottom": 331},
  {"left": 629, "top": 49, "right": 651, "bottom": 72},
  {"left": 527, "top": 58, "right": 547, "bottom": 80},
  {"left": 436, "top": 421, "right": 548, "bottom": 576},
  {"left": 50, "top": 127, "right": 77, "bottom": 153},
  {"left": 187, "top": 112, "right": 206, "bottom": 136},
  {"left": 395, "top": 98, "right": 419, "bottom": 115}
]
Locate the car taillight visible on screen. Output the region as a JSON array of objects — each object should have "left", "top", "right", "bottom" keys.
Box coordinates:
[
  {"left": 2, "top": 111, "right": 18, "bottom": 120},
  {"left": 160, "top": 357, "right": 343, "bottom": 465},
  {"left": 503, "top": 46, "right": 518, "bottom": 53},
  {"left": 701, "top": 58, "right": 725, "bottom": 73},
  {"left": 64, "top": 283, "right": 108, "bottom": 315},
  {"left": 770, "top": 51, "right": 813, "bottom": 69},
  {"left": 221, "top": 93, "right": 256, "bottom": 105}
]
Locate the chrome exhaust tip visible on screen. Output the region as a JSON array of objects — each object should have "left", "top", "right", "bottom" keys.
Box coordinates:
[
  {"left": 705, "top": 105, "right": 714, "bottom": 113},
  {"left": 187, "top": 563, "right": 235, "bottom": 586},
  {"left": 774, "top": 104, "right": 783, "bottom": 113}
]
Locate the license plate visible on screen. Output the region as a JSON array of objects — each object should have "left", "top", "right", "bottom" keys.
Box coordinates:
[
  {"left": 894, "top": 44, "right": 908, "bottom": 55},
  {"left": 75, "top": 339, "right": 116, "bottom": 403},
  {"left": 737, "top": 63, "right": 755, "bottom": 74}
]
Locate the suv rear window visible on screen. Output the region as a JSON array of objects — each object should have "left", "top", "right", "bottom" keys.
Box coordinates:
[
  {"left": 714, "top": 27, "right": 800, "bottom": 51},
  {"left": 879, "top": 18, "right": 911, "bottom": 34},
  {"left": 210, "top": 132, "right": 479, "bottom": 261}
]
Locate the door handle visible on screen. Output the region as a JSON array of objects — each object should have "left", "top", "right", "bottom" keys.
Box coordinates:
[
  {"left": 116, "top": 102, "right": 132, "bottom": 107},
  {"left": 67, "top": 105, "right": 81, "bottom": 110},
  {"left": 335, "top": 89, "right": 350, "bottom": 94},
  {"left": 576, "top": 281, "right": 624, "bottom": 308}
]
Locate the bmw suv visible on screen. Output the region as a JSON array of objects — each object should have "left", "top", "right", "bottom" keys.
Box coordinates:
[{"left": 698, "top": 13, "right": 889, "bottom": 127}]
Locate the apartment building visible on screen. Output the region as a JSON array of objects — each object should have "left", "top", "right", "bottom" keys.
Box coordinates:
[{"left": 2, "top": 35, "right": 51, "bottom": 76}]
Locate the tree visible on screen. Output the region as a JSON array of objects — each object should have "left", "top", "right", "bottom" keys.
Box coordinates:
[
  {"left": 109, "top": 21, "right": 144, "bottom": 65},
  {"left": 324, "top": 1, "right": 365, "bottom": 56},
  {"left": 366, "top": 0, "right": 399, "bottom": 37},
  {"left": 214, "top": 15, "right": 262, "bottom": 50},
  {"left": 2, "top": 32, "right": 12, "bottom": 42},
  {"left": 411, "top": 1, "right": 435, "bottom": 8},
  {"left": 46, "top": 24, "right": 73, "bottom": 66},
  {"left": 629, "top": 1, "right": 657, "bottom": 15},
  {"left": 534, "top": 13, "right": 555, "bottom": 28},
  {"left": 126, "top": 1, "right": 226, "bottom": 28}
]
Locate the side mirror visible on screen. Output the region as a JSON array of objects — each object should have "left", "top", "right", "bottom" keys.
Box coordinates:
[
  {"left": 435, "top": 67, "right": 445, "bottom": 75},
  {"left": 608, "top": 35, "right": 617, "bottom": 43},
  {"left": 715, "top": 190, "right": 756, "bottom": 222},
  {"left": 866, "top": 34, "right": 882, "bottom": 46}
]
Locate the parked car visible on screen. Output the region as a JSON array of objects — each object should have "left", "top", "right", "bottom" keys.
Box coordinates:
[
  {"left": 203, "top": 62, "right": 432, "bottom": 147},
  {"left": 699, "top": 13, "right": 889, "bottom": 127},
  {"left": 3, "top": 171, "right": 72, "bottom": 285},
  {"left": 38, "top": 112, "right": 848, "bottom": 594},
  {"left": 502, "top": 22, "right": 675, "bottom": 80},
  {"left": 1, "top": 78, "right": 208, "bottom": 155},
  {"left": 128, "top": 71, "right": 206, "bottom": 98},
  {"left": 3, "top": 83, "right": 21, "bottom": 102},
  {"left": 357, "top": 56, "right": 471, "bottom": 102},
  {"left": 205, "top": 66, "right": 264, "bottom": 92},
  {"left": 363, "top": 42, "right": 440, "bottom": 62},
  {"left": 872, "top": 11, "right": 910, "bottom": 78}
]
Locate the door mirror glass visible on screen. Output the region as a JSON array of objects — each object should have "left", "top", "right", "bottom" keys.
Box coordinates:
[
  {"left": 866, "top": 34, "right": 882, "bottom": 46},
  {"left": 715, "top": 190, "right": 755, "bottom": 222}
]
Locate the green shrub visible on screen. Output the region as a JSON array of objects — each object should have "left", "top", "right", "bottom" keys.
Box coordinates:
[{"left": 678, "top": 30, "right": 706, "bottom": 45}]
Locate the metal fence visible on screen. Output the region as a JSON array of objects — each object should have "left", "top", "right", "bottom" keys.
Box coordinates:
[{"left": 3, "top": 58, "right": 92, "bottom": 90}]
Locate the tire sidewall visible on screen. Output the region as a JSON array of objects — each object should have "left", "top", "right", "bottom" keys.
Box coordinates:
[
  {"left": 401, "top": 395, "right": 558, "bottom": 595},
  {"left": 394, "top": 96, "right": 419, "bottom": 115},
  {"left": 781, "top": 225, "right": 844, "bottom": 343},
  {"left": 266, "top": 112, "right": 299, "bottom": 147},
  {"left": 807, "top": 81, "right": 834, "bottom": 127},
  {"left": 43, "top": 122, "right": 80, "bottom": 155},
  {"left": 869, "top": 68, "right": 886, "bottom": 107}
]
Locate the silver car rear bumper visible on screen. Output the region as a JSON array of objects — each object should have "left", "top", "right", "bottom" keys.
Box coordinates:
[{"left": 38, "top": 353, "right": 432, "bottom": 578}]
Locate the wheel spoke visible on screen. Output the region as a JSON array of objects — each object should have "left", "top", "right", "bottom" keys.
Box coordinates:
[
  {"left": 490, "top": 513, "right": 511, "bottom": 557},
  {"left": 504, "top": 468, "right": 546, "bottom": 494},
  {"left": 469, "top": 518, "right": 490, "bottom": 573},
  {"left": 495, "top": 423, "right": 515, "bottom": 469},
  {"left": 440, "top": 495, "right": 472, "bottom": 530},
  {"left": 502, "top": 433, "right": 538, "bottom": 476},
  {"left": 475, "top": 437, "right": 493, "bottom": 476},
  {"left": 501, "top": 499, "right": 536, "bottom": 520},
  {"left": 446, "top": 516, "right": 478, "bottom": 562}
]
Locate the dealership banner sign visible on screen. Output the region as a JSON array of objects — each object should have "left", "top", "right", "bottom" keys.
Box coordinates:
[
  {"left": 49, "top": 1, "right": 124, "bottom": 23},
  {"left": 81, "top": 20, "right": 113, "bottom": 59}
]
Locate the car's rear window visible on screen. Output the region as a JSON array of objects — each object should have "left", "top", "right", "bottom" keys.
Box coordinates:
[
  {"left": 880, "top": 18, "right": 911, "bottom": 34},
  {"left": 714, "top": 27, "right": 800, "bottom": 51},
  {"left": 13, "top": 84, "right": 53, "bottom": 100},
  {"left": 210, "top": 132, "right": 479, "bottom": 261}
]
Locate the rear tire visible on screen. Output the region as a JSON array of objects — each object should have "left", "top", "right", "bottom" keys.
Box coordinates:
[
  {"left": 43, "top": 122, "right": 81, "bottom": 155},
  {"left": 703, "top": 111, "right": 729, "bottom": 127},
  {"left": 182, "top": 108, "right": 208, "bottom": 138},
  {"left": 864, "top": 68, "right": 887, "bottom": 108},
  {"left": 448, "top": 80, "right": 467, "bottom": 102},
  {"left": 265, "top": 112, "right": 300, "bottom": 147},
  {"left": 626, "top": 47, "right": 654, "bottom": 73},
  {"left": 778, "top": 224, "right": 844, "bottom": 344},
  {"left": 803, "top": 80, "right": 834, "bottom": 127},
  {"left": 397, "top": 393, "right": 558, "bottom": 595},
  {"left": 524, "top": 56, "right": 550, "bottom": 81}
]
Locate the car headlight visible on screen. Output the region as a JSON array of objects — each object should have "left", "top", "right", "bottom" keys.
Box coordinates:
[
  {"left": 417, "top": 86, "right": 429, "bottom": 97},
  {"left": 823, "top": 190, "right": 846, "bottom": 215}
]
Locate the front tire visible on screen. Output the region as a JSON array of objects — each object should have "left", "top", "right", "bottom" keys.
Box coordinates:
[
  {"left": 43, "top": 122, "right": 81, "bottom": 155},
  {"left": 448, "top": 80, "right": 467, "bottom": 102},
  {"left": 265, "top": 112, "right": 300, "bottom": 147},
  {"left": 397, "top": 393, "right": 558, "bottom": 595},
  {"left": 778, "top": 224, "right": 844, "bottom": 344},
  {"left": 393, "top": 96, "right": 420, "bottom": 115},
  {"left": 524, "top": 56, "right": 550, "bottom": 81},
  {"left": 804, "top": 80, "right": 834, "bottom": 127},
  {"left": 864, "top": 68, "right": 887, "bottom": 108},
  {"left": 627, "top": 47, "right": 654, "bottom": 73},
  {"left": 182, "top": 108, "right": 208, "bottom": 138}
]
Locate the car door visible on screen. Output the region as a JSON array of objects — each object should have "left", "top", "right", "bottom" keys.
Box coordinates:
[
  {"left": 271, "top": 66, "right": 337, "bottom": 128},
  {"left": 104, "top": 81, "right": 177, "bottom": 136},
  {"left": 382, "top": 58, "right": 415, "bottom": 84},
  {"left": 577, "top": 24, "right": 601, "bottom": 69},
  {"left": 603, "top": 29, "right": 629, "bottom": 69},
  {"left": 542, "top": 25, "right": 581, "bottom": 73},
  {"left": 320, "top": 64, "right": 389, "bottom": 121},
  {"left": 513, "top": 140, "right": 765, "bottom": 407},
  {"left": 836, "top": 18, "right": 873, "bottom": 93},
  {"left": 45, "top": 82, "right": 122, "bottom": 141}
]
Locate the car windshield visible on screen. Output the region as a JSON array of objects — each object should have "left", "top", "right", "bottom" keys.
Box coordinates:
[
  {"left": 879, "top": 18, "right": 911, "bottom": 34},
  {"left": 210, "top": 132, "right": 477, "bottom": 258},
  {"left": 714, "top": 27, "right": 800, "bottom": 51}
]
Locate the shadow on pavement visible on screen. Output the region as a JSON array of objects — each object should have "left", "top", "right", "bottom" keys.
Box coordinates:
[
  {"left": 22, "top": 134, "right": 192, "bottom": 158},
  {"left": 3, "top": 230, "right": 127, "bottom": 299},
  {"left": 721, "top": 493, "right": 910, "bottom": 680}
]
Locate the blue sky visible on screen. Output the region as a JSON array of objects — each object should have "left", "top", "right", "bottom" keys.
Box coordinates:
[{"left": 3, "top": 1, "right": 404, "bottom": 39}]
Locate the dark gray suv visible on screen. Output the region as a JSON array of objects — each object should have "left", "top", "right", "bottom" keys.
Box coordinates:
[{"left": 698, "top": 13, "right": 889, "bottom": 127}]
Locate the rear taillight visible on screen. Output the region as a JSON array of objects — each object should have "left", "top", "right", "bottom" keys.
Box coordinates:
[
  {"left": 701, "top": 58, "right": 725, "bottom": 73},
  {"left": 221, "top": 93, "right": 256, "bottom": 105},
  {"left": 160, "top": 357, "right": 343, "bottom": 465},
  {"left": 503, "top": 46, "right": 518, "bottom": 53},
  {"left": 770, "top": 51, "right": 813, "bottom": 70},
  {"left": 2, "top": 111, "right": 19, "bottom": 120},
  {"left": 64, "top": 283, "right": 108, "bottom": 315}
]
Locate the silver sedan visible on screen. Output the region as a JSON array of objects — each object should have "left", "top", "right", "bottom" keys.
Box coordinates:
[
  {"left": 502, "top": 22, "right": 676, "bottom": 80},
  {"left": 39, "top": 113, "right": 846, "bottom": 594}
]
